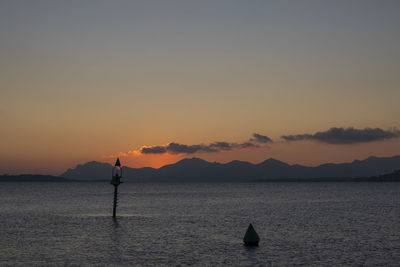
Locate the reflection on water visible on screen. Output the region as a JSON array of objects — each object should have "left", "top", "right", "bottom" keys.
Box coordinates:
[
  {"left": 82, "top": 213, "right": 158, "bottom": 218},
  {"left": 0, "top": 182, "right": 399, "bottom": 266}
]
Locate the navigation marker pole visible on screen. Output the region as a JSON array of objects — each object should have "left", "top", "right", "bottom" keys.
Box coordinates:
[{"left": 110, "top": 158, "right": 123, "bottom": 218}]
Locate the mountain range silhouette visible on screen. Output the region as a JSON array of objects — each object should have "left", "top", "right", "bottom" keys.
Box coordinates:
[{"left": 60, "top": 155, "right": 400, "bottom": 182}]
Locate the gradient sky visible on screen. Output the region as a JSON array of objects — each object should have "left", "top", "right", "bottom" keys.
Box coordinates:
[{"left": 1, "top": 0, "right": 400, "bottom": 175}]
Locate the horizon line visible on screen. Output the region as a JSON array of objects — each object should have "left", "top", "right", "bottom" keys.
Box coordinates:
[
  {"left": 64, "top": 154, "right": 398, "bottom": 174},
  {"left": 3, "top": 154, "right": 399, "bottom": 177}
]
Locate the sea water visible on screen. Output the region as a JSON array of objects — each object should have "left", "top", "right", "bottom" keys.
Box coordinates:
[{"left": 1, "top": 182, "right": 399, "bottom": 266}]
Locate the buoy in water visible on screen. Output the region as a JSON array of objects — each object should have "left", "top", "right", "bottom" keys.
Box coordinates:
[{"left": 243, "top": 223, "right": 260, "bottom": 246}]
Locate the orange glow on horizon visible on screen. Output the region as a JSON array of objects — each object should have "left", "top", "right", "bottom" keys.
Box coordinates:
[
  {"left": 107, "top": 153, "right": 186, "bottom": 169},
  {"left": 98, "top": 138, "right": 400, "bottom": 171}
]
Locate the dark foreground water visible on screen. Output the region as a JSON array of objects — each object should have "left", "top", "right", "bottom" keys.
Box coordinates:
[{"left": 0, "top": 182, "right": 399, "bottom": 266}]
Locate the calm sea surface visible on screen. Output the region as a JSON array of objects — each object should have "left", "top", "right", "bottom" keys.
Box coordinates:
[{"left": 0, "top": 182, "right": 399, "bottom": 266}]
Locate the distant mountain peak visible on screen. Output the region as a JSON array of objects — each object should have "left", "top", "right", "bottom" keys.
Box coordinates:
[
  {"left": 180, "top": 157, "right": 207, "bottom": 162},
  {"left": 60, "top": 161, "right": 113, "bottom": 180},
  {"left": 160, "top": 157, "right": 211, "bottom": 169},
  {"left": 222, "top": 160, "right": 255, "bottom": 169},
  {"left": 258, "top": 158, "right": 289, "bottom": 167},
  {"left": 77, "top": 161, "right": 112, "bottom": 168},
  {"left": 91, "top": 161, "right": 112, "bottom": 166},
  {"left": 226, "top": 160, "right": 253, "bottom": 165},
  {"left": 264, "top": 158, "right": 281, "bottom": 162},
  {"left": 172, "top": 157, "right": 209, "bottom": 165}
]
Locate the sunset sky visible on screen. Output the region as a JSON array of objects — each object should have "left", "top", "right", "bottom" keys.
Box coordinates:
[{"left": 1, "top": 1, "right": 400, "bottom": 175}]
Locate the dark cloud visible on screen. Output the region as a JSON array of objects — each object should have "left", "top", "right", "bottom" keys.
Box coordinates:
[
  {"left": 239, "top": 142, "right": 260, "bottom": 148},
  {"left": 210, "top": 142, "right": 237, "bottom": 150},
  {"left": 138, "top": 138, "right": 267, "bottom": 155},
  {"left": 167, "top": 143, "right": 217, "bottom": 154},
  {"left": 140, "top": 146, "right": 167, "bottom": 154},
  {"left": 281, "top": 127, "right": 400, "bottom": 144},
  {"left": 281, "top": 134, "right": 313, "bottom": 142},
  {"left": 140, "top": 143, "right": 218, "bottom": 154},
  {"left": 250, "top": 133, "right": 273, "bottom": 143},
  {"left": 209, "top": 141, "right": 261, "bottom": 150},
  {"left": 123, "top": 133, "right": 271, "bottom": 156}
]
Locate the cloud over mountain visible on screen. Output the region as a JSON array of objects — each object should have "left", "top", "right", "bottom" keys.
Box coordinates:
[
  {"left": 103, "top": 133, "right": 271, "bottom": 158},
  {"left": 141, "top": 143, "right": 217, "bottom": 154},
  {"left": 281, "top": 127, "right": 400, "bottom": 144},
  {"left": 250, "top": 133, "right": 273, "bottom": 143},
  {"left": 103, "top": 126, "right": 400, "bottom": 159},
  {"left": 139, "top": 140, "right": 261, "bottom": 155}
]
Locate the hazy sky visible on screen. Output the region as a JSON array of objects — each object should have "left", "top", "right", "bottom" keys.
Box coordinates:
[{"left": 1, "top": 0, "right": 400, "bottom": 174}]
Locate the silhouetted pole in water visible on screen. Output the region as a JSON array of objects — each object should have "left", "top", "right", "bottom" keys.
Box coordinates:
[
  {"left": 112, "top": 184, "right": 118, "bottom": 218},
  {"left": 110, "top": 158, "right": 123, "bottom": 218}
]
